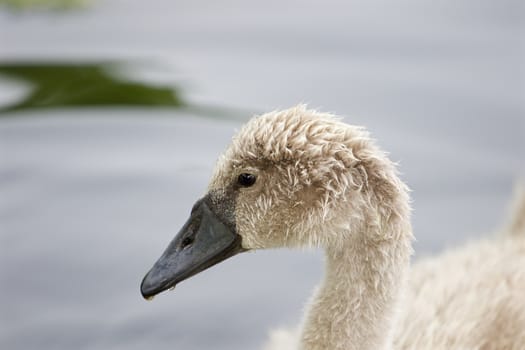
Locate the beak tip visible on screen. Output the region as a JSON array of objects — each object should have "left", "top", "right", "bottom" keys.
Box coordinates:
[
  {"left": 140, "top": 272, "right": 159, "bottom": 300},
  {"left": 142, "top": 292, "right": 156, "bottom": 301},
  {"left": 140, "top": 267, "right": 178, "bottom": 300}
]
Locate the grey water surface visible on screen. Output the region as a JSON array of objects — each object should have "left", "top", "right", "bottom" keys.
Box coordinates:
[{"left": 1, "top": 1, "right": 524, "bottom": 349}]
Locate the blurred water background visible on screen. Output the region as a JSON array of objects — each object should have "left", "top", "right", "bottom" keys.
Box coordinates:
[{"left": 1, "top": 1, "right": 524, "bottom": 349}]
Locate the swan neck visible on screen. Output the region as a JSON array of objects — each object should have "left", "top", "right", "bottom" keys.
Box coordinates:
[{"left": 300, "top": 227, "right": 410, "bottom": 350}]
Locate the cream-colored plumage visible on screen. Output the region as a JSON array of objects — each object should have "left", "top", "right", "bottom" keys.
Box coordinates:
[{"left": 205, "top": 105, "right": 525, "bottom": 350}]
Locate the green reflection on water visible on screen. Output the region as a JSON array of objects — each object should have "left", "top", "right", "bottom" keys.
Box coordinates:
[
  {"left": 0, "top": 62, "right": 185, "bottom": 113},
  {"left": 0, "top": 0, "right": 86, "bottom": 11}
]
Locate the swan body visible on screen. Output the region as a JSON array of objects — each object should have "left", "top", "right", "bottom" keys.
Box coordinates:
[
  {"left": 396, "top": 232, "right": 525, "bottom": 349},
  {"left": 141, "top": 106, "right": 525, "bottom": 350}
]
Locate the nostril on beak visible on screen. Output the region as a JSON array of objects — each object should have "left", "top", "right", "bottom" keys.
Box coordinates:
[{"left": 181, "top": 236, "right": 194, "bottom": 248}]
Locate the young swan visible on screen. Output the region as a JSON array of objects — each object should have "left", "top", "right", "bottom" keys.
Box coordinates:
[{"left": 141, "top": 106, "right": 525, "bottom": 350}]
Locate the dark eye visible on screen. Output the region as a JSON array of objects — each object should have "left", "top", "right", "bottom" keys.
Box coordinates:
[
  {"left": 238, "top": 173, "right": 256, "bottom": 187},
  {"left": 181, "top": 236, "right": 194, "bottom": 248}
]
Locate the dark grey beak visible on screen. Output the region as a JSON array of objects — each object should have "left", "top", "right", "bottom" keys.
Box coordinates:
[{"left": 141, "top": 197, "right": 244, "bottom": 299}]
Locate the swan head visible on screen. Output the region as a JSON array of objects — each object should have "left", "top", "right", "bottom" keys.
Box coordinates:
[{"left": 141, "top": 105, "right": 411, "bottom": 299}]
